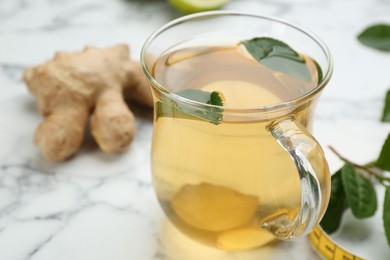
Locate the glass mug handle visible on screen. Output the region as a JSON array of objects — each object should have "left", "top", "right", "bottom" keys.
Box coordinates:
[{"left": 266, "top": 118, "right": 329, "bottom": 239}]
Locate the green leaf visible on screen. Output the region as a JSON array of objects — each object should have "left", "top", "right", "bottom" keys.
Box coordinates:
[
  {"left": 156, "top": 89, "right": 224, "bottom": 125},
  {"left": 176, "top": 89, "right": 215, "bottom": 104},
  {"left": 383, "top": 187, "right": 390, "bottom": 247},
  {"left": 376, "top": 133, "right": 390, "bottom": 171},
  {"left": 381, "top": 89, "right": 390, "bottom": 122},
  {"left": 320, "top": 169, "right": 348, "bottom": 234},
  {"left": 357, "top": 24, "right": 390, "bottom": 52},
  {"left": 341, "top": 163, "right": 377, "bottom": 219},
  {"left": 209, "top": 91, "right": 223, "bottom": 106},
  {"left": 240, "top": 37, "right": 311, "bottom": 82}
]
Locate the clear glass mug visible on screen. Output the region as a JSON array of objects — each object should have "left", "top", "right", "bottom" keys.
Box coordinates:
[{"left": 141, "top": 11, "right": 333, "bottom": 251}]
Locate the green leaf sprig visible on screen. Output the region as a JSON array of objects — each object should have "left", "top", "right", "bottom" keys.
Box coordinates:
[
  {"left": 381, "top": 89, "right": 390, "bottom": 122},
  {"left": 240, "top": 37, "right": 312, "bottom": 82},
  {"left": 319, "top": 169, "right": 347, "bottom": 233},
  {"left": 156, "top": 89, "right": 224, "bottom": 124},
  {"left": 341, "top": 163, "right": 377, "bottom": 219},
  {"left": 321, "top": 23, "right": 390, "bottom": 247},
  {"left": 320, "top": 100, "right": 390, "bottom": 247},
  {"left": 384, "top": 187, "right": 390, "bottom": 247}
]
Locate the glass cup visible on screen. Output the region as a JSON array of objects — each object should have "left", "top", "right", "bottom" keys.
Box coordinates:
[{"left": 141, "top": 11, "right": 333, "bottom": 251}]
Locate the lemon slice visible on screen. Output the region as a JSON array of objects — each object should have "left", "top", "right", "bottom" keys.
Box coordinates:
[
  {"left": 172, "top": 183, "right": 258, "bottom": 231},
  {"left": 169, "top": 0, "right": 230, "bottom": 14}
]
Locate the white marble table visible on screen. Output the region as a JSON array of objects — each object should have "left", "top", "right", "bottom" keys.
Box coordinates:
[{"left": 1, "top": 0, "right": 390, "bottom": 259}]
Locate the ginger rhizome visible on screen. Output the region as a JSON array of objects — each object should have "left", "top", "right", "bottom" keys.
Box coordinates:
[{"left": 23, "top": 44, "right": 153, "bottom": 161}]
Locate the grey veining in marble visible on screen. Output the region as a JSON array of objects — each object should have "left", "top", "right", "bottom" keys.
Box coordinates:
[{"left": 1, "top": 0, "right": 390, "bottom": 259}]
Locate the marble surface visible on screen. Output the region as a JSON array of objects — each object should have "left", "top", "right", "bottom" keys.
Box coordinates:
[{"left": 1, "top": 0, "right": 390, "bottom": 259}]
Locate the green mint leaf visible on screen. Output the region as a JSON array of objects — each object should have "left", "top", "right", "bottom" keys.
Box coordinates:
[
  {"left": 320, "top": 169, "right": 348, "bottom": 234},
  {"left": 240, "top": 37, "right": 312, "bottom": 82},
  {"left": 156, "top": 98, "right": 200, "bottom": 121},
  {"left": 381, "top": 89, "right": 390, "bottom": 122},
  {"left": 383, "top": 187, "right": 390, "bottom": 247},
  {"left": 357, "top": 24, "right": 390, "bottom": 52},
  {"left": 209, "top": 91, "right": 223, "bottom": 106},
  {"left": 156, "top": 89, "right": 223, "bottom": 125},
  {"left": 376, "top": 133, "right": 390, "bottom": 171},
  {"left": 341, "top": 163, "right": 377, "bottom": 219},
  {"left": 177, "top": 89, "right": 215, "bottom": 104}
]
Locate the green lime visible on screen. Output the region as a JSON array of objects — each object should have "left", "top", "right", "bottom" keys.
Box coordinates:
[{"left": 169, "top": 0, "right": 230, "bottom": 14}]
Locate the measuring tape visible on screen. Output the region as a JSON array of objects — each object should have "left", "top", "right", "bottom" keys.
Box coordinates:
[{"left": 309, "top": 226, "right": 365, "bottom": 260}]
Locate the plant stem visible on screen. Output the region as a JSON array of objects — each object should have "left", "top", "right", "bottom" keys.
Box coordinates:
[{"left": 329, "top": 146, "right": 390, "bottom": 186}]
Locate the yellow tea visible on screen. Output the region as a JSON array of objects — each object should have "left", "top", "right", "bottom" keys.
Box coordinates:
[{"left": 150, "top": 43, "right": 327, "bottom": 250}]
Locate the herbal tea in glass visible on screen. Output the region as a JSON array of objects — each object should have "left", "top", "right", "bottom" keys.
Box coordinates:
[{"left": 141, "top": 12, "right": 332, "bottom": 251}]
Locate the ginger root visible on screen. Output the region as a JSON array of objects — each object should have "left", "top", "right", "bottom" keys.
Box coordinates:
[{"left": 23, "top": 44, "right": 153, "bottom": 161}]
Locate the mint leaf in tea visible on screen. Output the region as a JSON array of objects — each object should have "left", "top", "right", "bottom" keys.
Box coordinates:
[
  {"left": 240, "top": 37, "right": 312, "bottom": 82},
  {"left": 176, "top": 89, "right": 223, "bottom": 106},
  {"left": 156, "top": 89, "right": 224, "bottom": 124}
]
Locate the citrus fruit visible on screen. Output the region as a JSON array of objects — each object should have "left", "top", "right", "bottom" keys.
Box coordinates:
[{"left": 169, "top": 0, "right": 230, "bottom": 14}]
